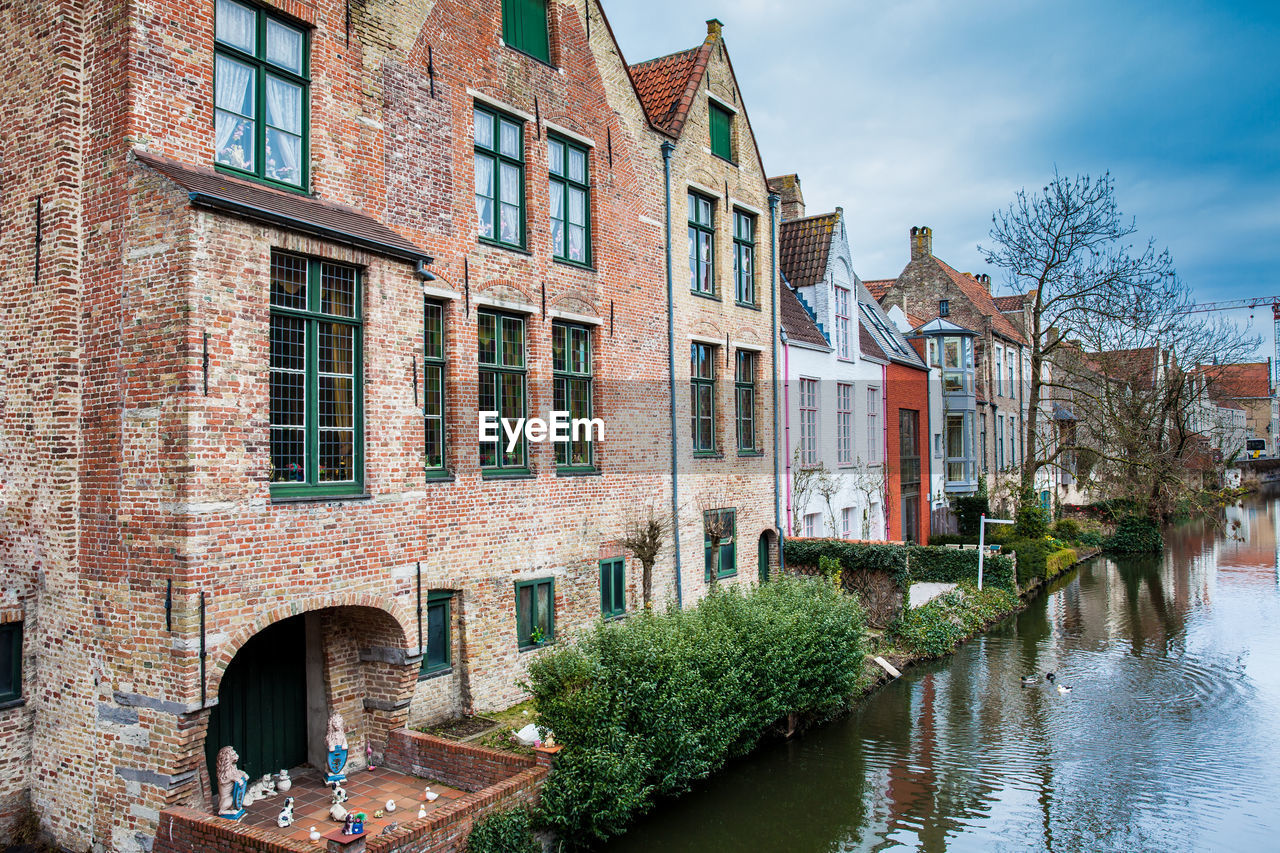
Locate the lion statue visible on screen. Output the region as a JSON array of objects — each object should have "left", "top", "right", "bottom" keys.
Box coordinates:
[
  {"left": 325, "top": 712, "right": 348, "bottom": 752},
  {"left": 215, "top": 745, "right": 249, "bottom": 815}
]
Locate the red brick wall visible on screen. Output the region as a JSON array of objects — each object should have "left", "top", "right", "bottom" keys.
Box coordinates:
[{"left": 885, "top": 362, "right": 931, "bottom": 544}]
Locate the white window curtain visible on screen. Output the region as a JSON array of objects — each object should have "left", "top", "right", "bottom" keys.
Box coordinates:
[
  {"left": 265, "top": 75, "right": 302, "bottom": 183},
  {"left": 215, "top": 0, "right": 255, "bottom": 52},
  {"left": 215, "top": 56, "right": 254, "bottom": 169}
]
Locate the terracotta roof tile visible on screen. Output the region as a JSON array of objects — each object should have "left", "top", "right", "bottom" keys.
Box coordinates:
[
  {"left": 864, "top": 279, "right": 894, "bottom": 301},
  {"left": 133, "top": 150, "right": 432, "bottom": 264},
  {"left": 932, "top": 258, "right": 1027, "bottom": 345},
  {"left": 780, "top": 285, "right": 830, "bottom": 349},
  {"left": 628, "top": 43, "right": 712, "bottom": 137},
  {"left": 993, "top": 294, "right": 1026, "bottom": 312},
  {"left": 1198, "top": 361, "right": 1272, "bottom": 399},
  {"left": 777, "top": 212, "right": 839, "bottom": 290}
]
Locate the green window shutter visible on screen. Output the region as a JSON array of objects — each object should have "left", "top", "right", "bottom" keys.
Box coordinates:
[
  {"left": 710, "top": 103, "right": 733, "bottom": 160},
  {"left": 504, "top": 0, "right": 549, "bottom": 63}
]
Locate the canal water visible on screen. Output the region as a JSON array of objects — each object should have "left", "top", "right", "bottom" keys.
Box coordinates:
[{"left": 607, "top": 496, "right": 1280, "bottom": 852}]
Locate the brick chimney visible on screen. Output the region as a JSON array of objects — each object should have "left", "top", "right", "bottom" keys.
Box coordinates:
[
  {"left": 975, "top": 273, "right": 991, "bottom": 291},
  {"left": 768, "top": 174, "right": 805, "bottom": 221},
  {"left": 910, "top": 225, "right": 932, "bottom": 260},
  {"left": 707, "top": 19, "right": 723, "bottom": 38}
]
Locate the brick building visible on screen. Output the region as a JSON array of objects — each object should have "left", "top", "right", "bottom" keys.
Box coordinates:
[
  {"left": 624, "top": 19, "right": 780, "bottom": 593},
  {"left": 0, "top": 1, "right": 782, "bottom": 850},
  {"left": 871, "top": 226, "right": 1033, "bottom": 509}
]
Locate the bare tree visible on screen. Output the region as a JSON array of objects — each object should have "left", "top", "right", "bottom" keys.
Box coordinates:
[
  {"left": 981, "top": 171, "right": 1175, "bottom": 500},
  {"left": 697, "top": 489, "right": 735, "bottom": 587},
  {"left": 619, "top": 505, "right": 668, "bottom": 610},
  {"left": 846, "top": 456, "right": 886, "bottom": 539},
  {"left": 1053, "top": 272, "right": 1258, "bottom": 521}
]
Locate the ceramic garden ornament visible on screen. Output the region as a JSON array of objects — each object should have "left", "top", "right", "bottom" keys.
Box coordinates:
[
  {"left": 277, "top": 797, "right": 295, "bottom": 828},
  {"left": 215, "top": 746, "right": 249, "bottom": 820},
  {"left": 325, "top": 712, "right": 349, "bottom": 783},
  {"left": 276, "top": 768, "right": 292, "bottom": 793}
]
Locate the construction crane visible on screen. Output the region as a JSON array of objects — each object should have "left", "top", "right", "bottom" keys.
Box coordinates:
[{"left": 1185, "top": 295, "right": 1280, "bottom": 386}]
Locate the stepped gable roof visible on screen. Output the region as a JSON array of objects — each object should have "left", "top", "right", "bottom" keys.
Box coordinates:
[
  {"left": 777, "top": 212, "right": 840, "bottom": 290},
  {"left": 780, "top": 284, "right": 830, "bottom": 349},
  {"left": 864, "top": 279, "right": 895, "bottom": 301},
  {"left": 133, "top": 149, "right": 432, "bottom": 265},
  {"left": 931, "top": 258, "right": 1027, "bottom": 345},
  {"left": 628, "top": 43, "right": 713, "bottom": 137}
]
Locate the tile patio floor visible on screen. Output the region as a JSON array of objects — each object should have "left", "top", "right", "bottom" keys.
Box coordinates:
[{"left": 238, "top": 765, "right": 464, "bottom": 844}]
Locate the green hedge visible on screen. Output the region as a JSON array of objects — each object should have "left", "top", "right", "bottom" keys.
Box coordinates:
[
  {"left": 908, "top": 545, "right": 1015, "bottom": 591},
  {"left": 784, "top": 540, "right": 910, "bottom": 588},
  {"left": 888, "top": 584, "right": 1018, "bottom": 657},
  {"left": 1105, "top": 515, "right": 1163, "bottom": 553},
  {"left": 783, "top": 540, "right": 1015, "bottom": 592},
  {"left": 527, "top": 576, "right": 867, "bottom": 845},
  {"left": 1045, "top": 548, "right": 1079, "bottom": 579},
  {"left": 954, "top": 493, "right": 989, "bottom": 536},
  {"left": 466, "top": 808, "right": 540, "bottom": 853}
]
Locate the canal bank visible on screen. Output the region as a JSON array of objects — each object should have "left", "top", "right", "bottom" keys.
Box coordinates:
[{"left": 606, "top": 496, "right": 1280, "bottom": 852}]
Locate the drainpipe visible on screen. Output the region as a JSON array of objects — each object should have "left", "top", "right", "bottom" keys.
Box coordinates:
[
  {"left": 769, "top": 193, "right": 784, "bottom": 571},
  {"left": 662, "top": 140, "right": 683, "bottom": 609},
  {"left": 782, "top": 330, "right": 792, "bottom": 535}
]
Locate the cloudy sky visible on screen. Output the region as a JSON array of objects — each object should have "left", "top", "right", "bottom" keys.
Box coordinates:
[{"left": 605, "top": 0, "right": 1279, "bottom": 364}]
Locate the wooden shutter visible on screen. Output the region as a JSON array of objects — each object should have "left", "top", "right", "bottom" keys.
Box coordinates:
[
  {"left": 710, "top": 103, "right": 732, "bottom": 160},
  {"left": 504, "top": 0, "right": 549, "bottom": 63}
]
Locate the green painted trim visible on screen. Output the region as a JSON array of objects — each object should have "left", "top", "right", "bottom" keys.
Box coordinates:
[
  {"left": 599, "top": 558, "right": 626, "bottom": 619},
  {"left": 419, "top": 594, "right": 452, "bottom": 677},
  {"left": 548, "top": 134, "right": 592, "bottom": 267},
  {"left": 474, "top": 105, "right": 527, "bottom": 250},
  {"left": 515, "top": 577, "right": 555, "bottom": 648}
]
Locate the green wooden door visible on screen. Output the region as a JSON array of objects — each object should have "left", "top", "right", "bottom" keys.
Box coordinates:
[
  {"left": 758, "top": 533, "right": 770, "bottom": 582},
  {"left": 206, "top": 616, "right": 308, "bottom": 784}
]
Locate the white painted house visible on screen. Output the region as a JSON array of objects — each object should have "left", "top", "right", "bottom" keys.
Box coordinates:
[{"left": 772, "top": 176, "right": 887, "bottom": 540}]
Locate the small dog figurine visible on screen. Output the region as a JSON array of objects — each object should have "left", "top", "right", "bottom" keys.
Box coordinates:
[
  {"left": 276, "top": 796, "right": 295, "bottom": 828},
  {"left": 328, "top": 781, "right": 348, "bottom": 804}
]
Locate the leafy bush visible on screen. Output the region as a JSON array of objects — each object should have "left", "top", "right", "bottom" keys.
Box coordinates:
[
  {"left": 1014, "top": 487, "right": 1049, "bottom": 539},
  {"left": 1005, "top": 538, "right": 1052, "bottom": 586},
  {"left": 954, "top": 493, "right": 989, "bottom": 537},
  {"left": 1105, "top": 515, "right": 1163, "bottom": 553},
  {"left": 1079, "top": 530, "right": 1105, "bottom": 548},
  {"left": 1044, "top": 548, "right": 1079, "bottom": 579},
  {"left": 1051, "top": 518, "right": 1081, "bottom": 542},
  {"left": 528, "top": 577, "right": 867, "bottom": 845},
  {"left": 888, "top": 585, "right": 1018, "bottom": 658},
  {"left": 785, "top": 539, "right": 1014, "bottom": 592},
  {"left": 466, "top": 808, "right": 540, "bottom": 853}
]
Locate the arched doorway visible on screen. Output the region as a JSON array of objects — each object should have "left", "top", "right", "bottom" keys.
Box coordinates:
[
  {"left": 758, "top": 530, "right": 774, "bottom": 582},
  {"left": 205, "top": 615, "right": 308, "bottom": 783}
]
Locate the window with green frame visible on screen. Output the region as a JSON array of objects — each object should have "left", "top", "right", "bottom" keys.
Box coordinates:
[
  {"left": 501, "top": 0, "right": 550, "bottom": 63},
  {"left": 553, "top": 321, "right": 593, "bottom": 469},
  {"left": 733, "top": 210, "right": 755, "bottom": 305},
  {"left": 548, "top": 135, "right": 590, "bottom": 265},
  {"left": 704, "top": 509, "right": 737, "bottom": 580},
  {"left": 600, "top": 558, "right": 625, "bottom": 618},
  {"left": 0, "top": 622, "right": 21, "bottom": 703},
  {"left": 735, "top": 350, "right": 757, "bottom": 451},
  {"left": 691, "top": 342, "right": 717, "bottom": 453},
  {"left": 269, "top": 252, "right": 362, "bottom": 496},
  {"left": 424, "top": 299, "right": 447, "bottom": 475},
  {"left": 709, "top": 101, "right": 734, "bottom": 161},
  {"left": 420, "top": 591, "right": 452, "bottom": 677},
  {"left": 474, "top": 105, "right": 525, "bottom": 249},
  {"left": 516, "top": 578, "right": 554, "bottom": 648},
  {"left": 214, "top": 0, "right": 309, "bottom": 189},
  {"left": 688, "top": 192, "right": 715, "bottom": 295},
  {"left": 479, "top": 310, "right": 526, "bottom": 471}
]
